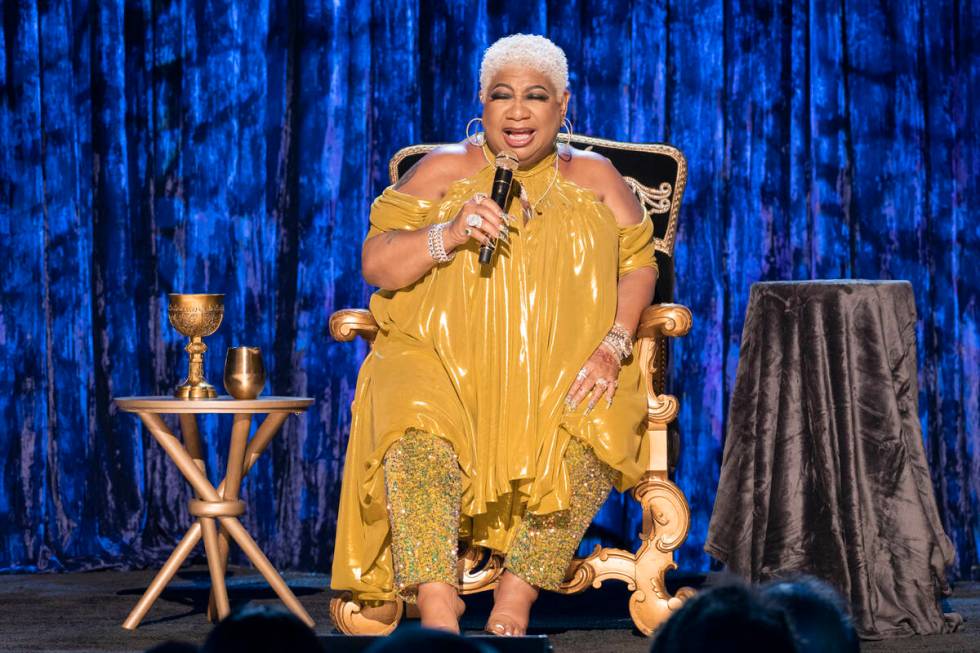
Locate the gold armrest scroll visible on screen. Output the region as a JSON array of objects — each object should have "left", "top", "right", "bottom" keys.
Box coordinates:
[
  {"left": 329, "top": 309, "right": 379, "bottom": 343},
  {"left": 636, "top": 303, "right": 692, "bottom": 341}
]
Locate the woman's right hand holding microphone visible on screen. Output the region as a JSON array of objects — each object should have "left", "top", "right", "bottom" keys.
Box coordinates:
[{"left": 443, "top": 193, "right": 510, "bottom": 251}]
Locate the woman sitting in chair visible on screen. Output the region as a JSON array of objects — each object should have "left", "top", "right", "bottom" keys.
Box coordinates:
[{"left": 332, "top": 33, "right": 658, "bottom": 636}]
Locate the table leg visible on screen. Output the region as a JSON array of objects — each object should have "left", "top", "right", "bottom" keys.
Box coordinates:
[
  {"left": 223, "top": 414, "right": 253, "bottom": 498},
  {"left": 207, "top": 527, "right": 232, "bottom": 623},
  {"left": 219, "top": 516, "right": 315, "bottom": 628},
  {"left": 210, "top": 412, "right": 288, "bottom": 499},
  {"left": 201, "top": 516, "right": 231, "bottom": 621},
  {"left": 211, "top": 412, "right": 288, "bottom": 583},
  {"left": 179, "top": 413, "right": 232, "bottom": 623},
  {"left": 179, "top": 414, "right": 206, "bottom": 467},
  {"left": 214, "top": 412, "right": 287, "bottom": 585},
  {"left": 140, "top": 413, "right": 223, "bottom": 501},
  {"left": 122, "top": 522, "right": 203, "bottom": 630},
  {"left": 240, "top": 412, "right": 289, "bottom": 476},
  {"left": 207, "top": 413, "right": 252, "bottom": 621},
  {"left": 207, "top": 413, "right": 287, "bottom": 620},
  {"left": 208, "top": 413, "right": 288, "bottom": 619}
]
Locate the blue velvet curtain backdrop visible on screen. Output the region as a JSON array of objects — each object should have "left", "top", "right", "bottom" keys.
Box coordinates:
[{"left": 1, "top": 1, "right": 976, "bottom": 579}]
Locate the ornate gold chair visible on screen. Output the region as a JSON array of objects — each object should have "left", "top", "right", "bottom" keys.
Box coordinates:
[{"left": 328, "top": 135, "right": 694, "bottom": 636}]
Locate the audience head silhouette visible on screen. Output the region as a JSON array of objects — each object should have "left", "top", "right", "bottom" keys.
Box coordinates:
[
  {"left": 364, "top": 627, "right": 493, "bottom": 653},
  {"left": 200, "top": 606, "right": 320, "bottom": 653},
  {"left": 650, "top": 582, "right": 798, "bottom": 653},
  {"left": 145, "top": 643, "right": 198, "bottom": 653},
  {"left": 762, "top": 576, "right": 859, "bottom": 653}
]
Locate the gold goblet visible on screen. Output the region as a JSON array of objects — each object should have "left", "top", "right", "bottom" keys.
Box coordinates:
[
  {"left": 223, "top": 347, "right": 266, "bottom": 400},
  {"left": 168, "top": 293, "right": 224, "bottom": 399}
]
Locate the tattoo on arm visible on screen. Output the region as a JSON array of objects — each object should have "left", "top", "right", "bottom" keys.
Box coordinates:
[{"left": 393, "top": 160, "right": 422, "bottom": 190}]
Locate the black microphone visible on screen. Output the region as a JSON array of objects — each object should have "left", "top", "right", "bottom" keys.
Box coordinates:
[{"left": 479, "top": 150, "right": 520, "bottom": 266}]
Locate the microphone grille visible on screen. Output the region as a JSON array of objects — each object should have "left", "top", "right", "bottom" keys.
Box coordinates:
[{"left": 495, "top": 150, "right": 519, "bottom": 171}]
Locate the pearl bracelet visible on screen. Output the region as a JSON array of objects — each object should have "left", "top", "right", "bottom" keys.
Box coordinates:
[{"left": 427, "top": 222, "right": 455, "bottom": 263}]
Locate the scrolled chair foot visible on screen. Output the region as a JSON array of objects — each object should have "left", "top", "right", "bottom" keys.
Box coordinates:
[
  {"left": 628, "top": 582, "right": 696, "bottom": 636},
  {"left": 629, "top": 475, "right": 695, "bottom": 635},
  {"left": 328, "top": 592, "right": 404, "bottom": 635}
]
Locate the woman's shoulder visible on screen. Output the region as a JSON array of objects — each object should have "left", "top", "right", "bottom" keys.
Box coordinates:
[
  {"left": 390, "top": 142, "right": 487, "bottom": 202},
  {"left": 561, "top": 146, "right": 644, "bottom": 227},
  {"left": 560, "top": 146, "right": 621, "bottom": 197}
]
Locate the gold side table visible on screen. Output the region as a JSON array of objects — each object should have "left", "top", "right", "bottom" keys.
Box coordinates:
[{"left": 114, "top": 396, "right": 314, "bottom": 630}]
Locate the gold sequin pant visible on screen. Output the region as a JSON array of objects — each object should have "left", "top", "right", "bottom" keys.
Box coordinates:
[{"left": 383, "top": 429, "right": 615, "bottom": 598}]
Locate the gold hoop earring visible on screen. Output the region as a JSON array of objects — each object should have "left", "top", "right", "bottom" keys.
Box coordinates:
[{"left": 466, "top": 117, "right": 486, "bottom": 146}]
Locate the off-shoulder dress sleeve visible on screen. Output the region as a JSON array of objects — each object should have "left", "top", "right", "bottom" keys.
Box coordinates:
[
  {"left": 617, "top": 213, "right": 658, "bottom": 278},
  {"left": 366, "top": 187, "right": 434, "bottom": 238}
]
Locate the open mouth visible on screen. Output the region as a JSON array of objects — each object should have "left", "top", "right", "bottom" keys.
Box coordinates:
[{"left": 503, "top": 127, "right": 536, "bottom": 149}]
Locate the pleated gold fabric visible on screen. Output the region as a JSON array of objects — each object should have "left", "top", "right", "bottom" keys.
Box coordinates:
[{"left": 331, "top": 147, "right": 657, "bottom": 601}]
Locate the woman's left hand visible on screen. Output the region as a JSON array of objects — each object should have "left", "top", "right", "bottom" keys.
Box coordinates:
[{"left": 565, "top": 344, "right": 622, "bottom": 414}]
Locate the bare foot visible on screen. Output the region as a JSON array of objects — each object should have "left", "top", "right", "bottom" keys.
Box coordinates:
[
  {"left": 486, "top": 571, "right": 539, "bottom": 636},
  {"left": 417, "top": 582, "right": 465, "bottom": 633}
]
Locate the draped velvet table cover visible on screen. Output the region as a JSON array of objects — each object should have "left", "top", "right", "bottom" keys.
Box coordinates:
[{"left": 705, "top": 281, "right": 957, "bottom": 639}]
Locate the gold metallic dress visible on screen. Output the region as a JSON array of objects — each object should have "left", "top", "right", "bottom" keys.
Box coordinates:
[{"left": 332, "top": 146, "right": 657, "bottom": 602}]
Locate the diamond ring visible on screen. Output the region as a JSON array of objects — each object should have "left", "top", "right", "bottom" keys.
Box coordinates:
[
  {"left": 576, "top": 368, "right": 588, "bottom": 380},
  {"left": 466, "top": 214, "right": 483, "bottom": 228}
]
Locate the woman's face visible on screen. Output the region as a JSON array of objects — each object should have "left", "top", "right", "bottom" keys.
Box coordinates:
[{"left": 481, "top": 65, "right": 569, "bottom": 168}]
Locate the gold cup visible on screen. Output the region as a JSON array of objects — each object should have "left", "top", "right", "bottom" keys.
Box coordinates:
[
  {"left": 224, "top": 347, "right": 266, "bottom": 400},
  {"left": 168, "top": 293, "right": 224, "bottom": 399}
]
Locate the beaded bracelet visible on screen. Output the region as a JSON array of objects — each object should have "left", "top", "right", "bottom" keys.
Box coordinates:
[
  {"left": 427, "top": 222, "right": 455, "bottom": 263},
  {"left": 601, "top": 323, "right": 633, "bottom": 362}
]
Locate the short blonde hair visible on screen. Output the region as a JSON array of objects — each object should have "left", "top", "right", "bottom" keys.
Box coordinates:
[{"left": 479, "top": 34, "right": 568, "bottom": 101}]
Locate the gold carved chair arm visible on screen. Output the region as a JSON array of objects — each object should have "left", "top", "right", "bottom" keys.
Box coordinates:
[
  {"left": 329, "top": 309, "right": 379, "bottom": 343},
  {"left": 635, "top": 303, "right": 693, "bottom": 340},
  {"left": 635, "top": 303, "right": 692, "bottom": 419}
]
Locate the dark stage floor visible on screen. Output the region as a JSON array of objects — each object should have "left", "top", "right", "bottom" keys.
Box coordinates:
[{"left": 0, "top": 567, "right": 975, "bottom": 652}]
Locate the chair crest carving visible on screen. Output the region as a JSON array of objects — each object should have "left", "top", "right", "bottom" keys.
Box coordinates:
[{"left": 624, "top": 177, "right": 673, "bottom": 215}]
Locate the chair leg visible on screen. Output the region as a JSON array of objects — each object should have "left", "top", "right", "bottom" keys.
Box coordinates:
[{"left": 628, "top": 473, "right": 696, "bottom": 635}]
